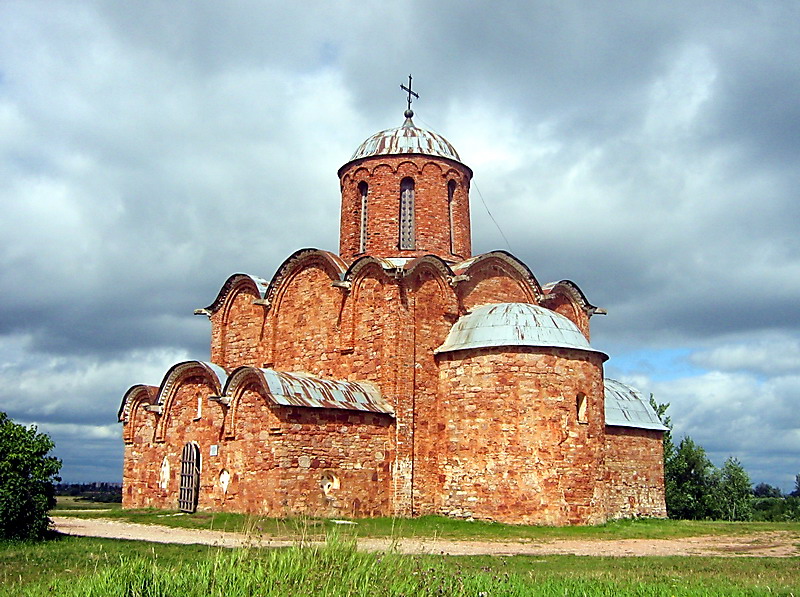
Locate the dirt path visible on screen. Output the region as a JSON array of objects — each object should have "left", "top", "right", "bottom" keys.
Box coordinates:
[{"left": 52, "top": 517, "right": 800, "bottom": 557}]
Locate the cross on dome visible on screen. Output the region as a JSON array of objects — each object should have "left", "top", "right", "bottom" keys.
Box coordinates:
[{"left": 400, "top": 74, "right": 419, "bottom": 118}]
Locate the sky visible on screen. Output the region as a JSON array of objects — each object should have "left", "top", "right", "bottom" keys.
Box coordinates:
[{"left": 1, "top": 1, "right": 798, "bottom": 491}]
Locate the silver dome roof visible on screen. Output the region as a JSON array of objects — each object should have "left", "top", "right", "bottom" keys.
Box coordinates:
[
  {"left": 348, "top": 115, "right": 462, "bottom": 163},
  {"left": 435, "top": 302, "right": 606, "bottom": 357}
]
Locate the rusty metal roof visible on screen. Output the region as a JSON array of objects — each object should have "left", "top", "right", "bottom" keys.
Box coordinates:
[
  {"left": 348, "top": 115, "right": 462, "bottom": 164},
  {"left": 243, "top": 368, "right": 394, "bottom": 415},
  {"left": 604, "top": 378, "right": 668, "bottom": 431},
  {"left": 435, "top": 302, "right": 607, "bottom": 358}
]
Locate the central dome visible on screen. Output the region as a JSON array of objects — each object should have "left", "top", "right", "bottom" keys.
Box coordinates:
[{"left": 348, "top": 113, "right": 462, "bottom": 164}]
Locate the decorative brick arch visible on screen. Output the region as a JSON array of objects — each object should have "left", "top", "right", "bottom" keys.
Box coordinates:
[
  {"left": 202, "top": 273, "right": 269, "bottom": 315},
  {"left": 219, "top": 366, "right": 280, "bottom": 440},
  {"left": 154, "top": 361, "right": 227, "bottom": 443},
  {"left": 456, "top": 251, "right": 543, "bottom": 312},
  {"left": 344, "top": 258, "right": 395, "bottom": 353},
  {"left": 263, "top": 249, "right": 347, "bottom": 312},
  {"left": 119, "top": 385, "right": 158, "bottom": 444}
]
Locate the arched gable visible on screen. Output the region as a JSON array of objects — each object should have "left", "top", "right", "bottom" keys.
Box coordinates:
[
  {"left": 454, "top": 251, "right": 542, "bottom": 312},
  {"left": 201, "top": 273, "right": 269, "bottom": 315},
  {"left": 119, "top": 385, "right": 158, "bottom": 444},
  {"left": 265, "top": 249, "right": 347, "bottom": 371},
  {"left": 343, "top": 258, "right": 395, "bottom": 354},
  {"left": 154, "top": 361, "right": 228, "bottom": 442},
  {"left": 220, "top": 366, "right": 281, "bottom": 440},
  {"left": 541, "top": 280, "right": 602, "bottom": 340},
  {"left": 263, "top": 248, "right": 347, "bottom": 310},
  {"left": 215, "top": 277, "right": 266, "bottom": 367}
]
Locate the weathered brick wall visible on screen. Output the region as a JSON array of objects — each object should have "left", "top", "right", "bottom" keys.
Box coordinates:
[
  {"left": 458, "top": 263, "right": 537, "bottom": 312},
  {"left": 339, "top": 156, "right": 472, "bottom": 262},
  {"left": 604, "top": 426, "right": 667, "bottom": 519},
  {"left": 408, "top": 267, "right": 460, "bottom": 515},
  {"left": 123, "top": 377, "right": 394, "bottom": 516},
  {"left": 216, "top": 284, "right": 264, "bottom": 368},
  {"left": 436, "top": 347, "right": 608, "bottom": 525},
  {"left": 269, "top": 261, "right": 343, "bottom": 376}
]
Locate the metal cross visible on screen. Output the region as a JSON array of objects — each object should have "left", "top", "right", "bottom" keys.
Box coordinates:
[{"left": 400, "top": 74, "right": 419, "bottom": 111}]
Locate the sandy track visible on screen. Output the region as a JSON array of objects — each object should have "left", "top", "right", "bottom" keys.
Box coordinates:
[{"left": 52, "top": 517, "right": 800, "bottom": 558}]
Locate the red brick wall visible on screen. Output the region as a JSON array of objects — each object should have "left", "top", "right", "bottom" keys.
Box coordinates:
[
  {"left": 214, "top": 284, "right": 264, "bottom": 368},
  {"left": 459, "top": 262, "right": 538, "bottom": 312},
  {"left": 123, "top": 377, "right": 394, "bottom": 516},
  {"left": 339, "top": 156, "right": 472, "bottom": 262},
  {"left": 269, "top": 262, "right": 343, "bottom": 376},
  {"left": 436, "top": 347, "right": 608, "bottom": 525},
  {"left": 604, "top": 426, "right": 667, "bottom": 519}
]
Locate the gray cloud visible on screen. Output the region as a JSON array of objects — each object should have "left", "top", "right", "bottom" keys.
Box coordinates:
[{"left": 1, "top": 0, "right": 798, "bottom": 488}]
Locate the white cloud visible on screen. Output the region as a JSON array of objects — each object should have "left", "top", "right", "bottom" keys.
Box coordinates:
[{"left": 1, "top": 0, "right": 799, "bottom": 486}]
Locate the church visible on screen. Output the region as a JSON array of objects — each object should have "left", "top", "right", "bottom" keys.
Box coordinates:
[{"left": 119, "top": 87, "right": 668, "bottom": 525}]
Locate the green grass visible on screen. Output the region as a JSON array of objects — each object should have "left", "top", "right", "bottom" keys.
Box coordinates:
[
  {"left": 1, "top": 534, "right": 798, "bottom": 596},
  {"left": 51, "top": 504, "right": 800, "bottom": 542},
  {"left": 52, "top": 496, "right": 123, "bottom": 511}
]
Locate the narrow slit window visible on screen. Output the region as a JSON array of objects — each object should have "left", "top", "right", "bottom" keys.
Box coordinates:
[
  {"left": 358, "top": 181, "right": 368, "bottom": 253},
  {"left": 399, "top": 177, "right": 415, "bottom": 250},
  {"left": 447, "top": 180, "right": 456, "bottom": 254},
  {"left": 576, "top": 393, "right": 588, "bottom": 423}
]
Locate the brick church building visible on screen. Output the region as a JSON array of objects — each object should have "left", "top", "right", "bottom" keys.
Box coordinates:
[{"left": 119, "top": 98, "right": 668, "bottom": 525}]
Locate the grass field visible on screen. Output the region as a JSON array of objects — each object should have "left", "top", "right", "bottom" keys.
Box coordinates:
[
  {"left": 36, "top": 501, "right": 800, "bottom": 595},
  {"left": 50, "top": 497, "right": 800, "bottom": 542},
  {"left": 1, "top": 533, "right": 799, "bottom": 596}
]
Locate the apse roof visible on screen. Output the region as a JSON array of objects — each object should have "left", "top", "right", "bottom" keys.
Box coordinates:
[
  {"left": 604, "top": 378, "right": 669, "bottom": 431},
  {"left": 435, "top": 302, "right": 607, "bottom": 358},
  {"left": 347, "top": 112, "right": 462, "bottom": 164}
]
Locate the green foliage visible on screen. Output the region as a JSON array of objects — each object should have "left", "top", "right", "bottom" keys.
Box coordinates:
[
  {"left": 751, "top": 496, "right": 800, "bottom": 522},
  {"left": 649, "top": 400, "right": 756, "bottom": 521},
  {"left": 665, "top": 437, "right": 717, "bottom": 519},
  {"left": 3, "top": 535, "right": 800, "bottom": 597},
  {"left": 791, "top": 473, "right": 800, "bottom": 497},
  {"left": 709, "top": 457, "right": 752, "bottom": 521},
  {"left": 0, "top": 411, "right": 62, "bottom": 540},
  {"left": 753, "top": 482, "right": 783, "bottom": 498}
]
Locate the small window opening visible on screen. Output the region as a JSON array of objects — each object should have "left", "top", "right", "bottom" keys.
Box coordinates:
[
  {"left": 194, "top": 392, "right": 202, "bottom": 420},
  {"left": 399, "top": 177, "right": 415, "bottom": 250},
  {"left": 219, "top": 469, "right": 231, "bottom": 494},
  {"left": 358, "top": 181, "right": 368, "bottom": 253},
  {"left": 576, "top": 393, "right": 588, "bottom": 423},
  {"left": 158, "top": 456, "right": 170, "bottom": 490},
  {"left": 447, "top": 179, "right": 456, "bottom": 254},
  {"left": 321, "top": 472, "right": 340, "bottom": 496}
]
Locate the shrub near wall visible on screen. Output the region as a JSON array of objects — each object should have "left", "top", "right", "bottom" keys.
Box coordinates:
[{"left": 0, "top": 411, "right": 62, "bottom": 540}]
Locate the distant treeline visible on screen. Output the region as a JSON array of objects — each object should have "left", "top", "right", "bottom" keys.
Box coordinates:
[
  {"left": 651, "top": 397, "right": 800, "bottom": 522},
  {"left": 56, "top": 482, "right": 122, "bottom": 503}
]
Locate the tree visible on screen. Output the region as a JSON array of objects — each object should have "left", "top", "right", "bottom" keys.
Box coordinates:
[
  {"left": 753, "top": 483, "right": 783, "bottom": 498},
  {"left": 0, "top": 411, "right": 62, "bottom": 540},
  {"left": 666, "top": 436, "right": 716, "bottom": 519},
  {"left": 710, "top": 457, "right": 752, "bottom": 521},
  {"left": 791, "top": 474, "right": 800, "bottom": 498}
]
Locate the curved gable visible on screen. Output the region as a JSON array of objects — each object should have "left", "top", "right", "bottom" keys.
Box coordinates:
[
  {"left": 455, "top": 251, "right": 542, "bottom": 311},
  {"left": 119, "top": 384, "right": 158, "bottom": 444},
  {"left": 154, "top": 361, "right": 228, "bottom": 442}
]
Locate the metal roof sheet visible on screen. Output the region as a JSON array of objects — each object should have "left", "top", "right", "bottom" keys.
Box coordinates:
[
  {"left": 604, "top": 378, "right": 669, "bottom": 431},
  {"left": 348, "top": 116, "right": 462, "bottom": 163},
  {"left": 254, "top": 369, "right": 394, "bottom": 415},
  {"left": 435, "top": 302, "right": 606, "bottom": 357}
]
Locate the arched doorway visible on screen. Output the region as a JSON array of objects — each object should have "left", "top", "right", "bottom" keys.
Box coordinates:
[{"left": 178, "top": 442, "right": 200, "bottom": 513}]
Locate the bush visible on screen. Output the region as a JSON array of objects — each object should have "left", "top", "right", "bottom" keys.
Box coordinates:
[
  {"left": 751, "top": 496, "right": 800, "bottom": 522},
  {"left": 0, "top": 411, "right": 62, "bottom": 540}
]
